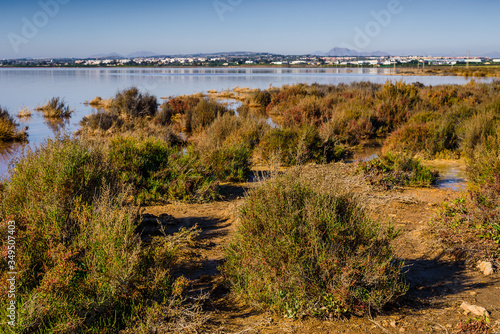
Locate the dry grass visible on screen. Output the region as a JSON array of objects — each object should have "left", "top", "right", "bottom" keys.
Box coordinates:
[
  {"left": 36, "top": 97, "right": 73, "bottom": 118},
  {"left": 17, "top": 107, "right": 32, "bottom": 119},
  {"left": 87, "top": 96, "right": 113, "bottom": 109},
  {"left": 0, "top": 106, "right": 28, "bottom": 142}
]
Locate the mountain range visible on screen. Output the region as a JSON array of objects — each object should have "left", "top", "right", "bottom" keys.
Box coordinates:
[
  {"left": 88, "top": 49, "right": 500, "bottom": 59},
  {"left": 89, "top": 51, "right": 160, "bottom": 59}
]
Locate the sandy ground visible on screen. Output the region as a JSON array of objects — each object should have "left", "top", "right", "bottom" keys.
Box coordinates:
[{"left": 142, "top": 163, "right": 500, "bottom": 333}]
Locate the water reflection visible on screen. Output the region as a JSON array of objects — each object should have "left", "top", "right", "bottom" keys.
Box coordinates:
[
  {"left": 44, "top": 117, "right": 71, "bottom": 136},
  {"left": 423, "top": 160, "right": 468, "bottom": 191},
  {"left": 0, "top": 142, "right": 25, "bottom": 177}
]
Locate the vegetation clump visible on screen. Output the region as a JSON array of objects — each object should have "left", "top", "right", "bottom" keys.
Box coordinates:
[
  {"left": 435, "top": 120, "right": 500, "bottom": 261},
  {"left": 80, "top": 110, "right": 124, "bottom": 131},
  {"left": 0, "top": 106, "right": 28, "bottom": 142},
  {"left": 224, "top": 171, "right": 407, "bottom": 319},
  {"left": 36, "top": 97, "right": 73, "bottom": 118},
  {"left": 112, "top": 87, "right": 158, "bottom": 118},
  {"left": 358, "top": 153, "right": 439, "bottom": 189},
  {"left": 258, "top": 126, "right": 349, "bottom": 166}
]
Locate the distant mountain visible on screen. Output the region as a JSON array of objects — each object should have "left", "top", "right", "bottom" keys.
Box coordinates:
[
  {"left": 89, "top": 52, "right": 123, "bottom": 59},
  {"left": 127, "top": 51, "right": 159, "bottom": 58},
  {"left": 88, "top": 51, "right": 159, "bottom": 59},
  {"left": 313, "top": 47, "right": 390, "bottom": 57}
]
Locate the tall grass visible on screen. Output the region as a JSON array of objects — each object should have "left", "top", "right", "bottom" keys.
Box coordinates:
[
  {"left": 435, "top": 101, "right": 500, "bottom": 260},
  {"left": 36, "top": 97, "right": 73, "bottom": 118},
  {"left": 224, "top": 171, "right": 406, "bottom": 318},
  {"left": 0, "top": 136, "right": 209, "bottom": 332}
]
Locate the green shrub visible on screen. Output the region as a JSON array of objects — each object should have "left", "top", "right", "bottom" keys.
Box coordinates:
[
  {"left": 112, "top": 87, "right": 158, "bottom": 118},
  {"left": 202, "top": 113, "right": 269, "bottom": 149},
  {"left": 258, "top": 126, "right": 348, "bottom": 166},
  {"left": 188, "top": 98, "right": 232, "bottom": 132},
  {"left": 0, "top": 184, "right": 201, "bottom": 333},
  {"left": 224, "top": 171, "right": 406, "bottom": 318},
  {"left": 202, "top": 143, "right": 251, "bottom": 182},
  {"left": 358, "top": 152, "right": 438, "bottom": 189},
  {"left": 107, "top": 135, "right": 218, "bottom": 203},
  {"left": 1, "top": 138, "right": 115, "bottom": 244},
  {"left": 163, "top": 147, "right": 219, "bottom": 202}
]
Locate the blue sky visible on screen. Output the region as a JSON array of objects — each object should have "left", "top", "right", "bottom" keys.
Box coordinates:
[{"left": 1, "top": 0, "right": 499, "bottom": 59}]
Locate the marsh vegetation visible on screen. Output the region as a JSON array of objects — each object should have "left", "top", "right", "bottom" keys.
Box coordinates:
[{"left": 2, "top": 80, "right": 500, "bottom": 332}]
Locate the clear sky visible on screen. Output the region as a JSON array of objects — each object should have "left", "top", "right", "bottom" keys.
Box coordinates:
[{"left": 1, "top": 0, "right": 499, "bottom": 59}]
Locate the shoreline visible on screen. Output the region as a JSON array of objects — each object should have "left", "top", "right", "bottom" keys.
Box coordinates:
[{"left": 2, "top": 65, "right": 499, "bottom": 78}]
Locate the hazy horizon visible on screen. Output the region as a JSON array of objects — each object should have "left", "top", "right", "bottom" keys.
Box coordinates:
[{"left": 1, "top": 0, "right": 499, "bottom": 59}]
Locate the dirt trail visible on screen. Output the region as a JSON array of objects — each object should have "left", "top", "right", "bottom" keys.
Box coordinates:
[{"left": 143, "top": 164, "right": 500, "bottom": 333}]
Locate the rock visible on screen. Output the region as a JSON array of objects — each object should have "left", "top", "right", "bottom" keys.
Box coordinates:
[
  {"left": 477, "top": 261, "right": 495, "bottom": 276},
  {"left": 460, "top": 302, "right": 490, "bottom": 317},
  {"left": 390, "top": 321, "right": 397, "bottom": 328}
]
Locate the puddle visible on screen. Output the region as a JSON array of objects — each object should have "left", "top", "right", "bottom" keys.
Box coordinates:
[
  {"left": 350, "top": 141, "right": 468, "bottom": 191},
  {"left": 423, "top": 160, "right": 468, "bottom": 191},
  {"left": 215, "top": 98, "right": 243, "bottom": 114},
  {"left": 350, "top": 139, "right": 384, "bottom": 162}
]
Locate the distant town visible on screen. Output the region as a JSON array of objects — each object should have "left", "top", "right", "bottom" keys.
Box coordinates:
[{"left": 1, "top": 52, "right": 500, "bottom": 68}]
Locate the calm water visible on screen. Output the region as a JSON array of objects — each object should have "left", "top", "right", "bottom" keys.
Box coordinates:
[{"left": 0, "top": 67, "right": 494, "bottom": 177}]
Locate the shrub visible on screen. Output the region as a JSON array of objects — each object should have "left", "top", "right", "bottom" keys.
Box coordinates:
[
  {"left": 0, "top": 106, "right": 28, "bottom": 142},
  {"left": 201, "top": 143, "right": 251, "bottom": 182},
  {"left": 460, "top": 110, "right": 498, "bottom": 157},
  {"left": 106, "top": 135, "right": 218, "bottom": 203},
  {"left": 202, "top": 113, "right": 269, "bottom": 149},
  {"left": 80, "top": 110, "right": 123, "bottom": 131},
  {"left": 155, "top": 102, "right": 174, "bottom": 126},
  {"left": 36, "top": 97, "right": 73, "bottom": 118},
  {"left": 434, "top": 116, "right": 500, "bottom": 261},
  {"left": 108, "top": 136, "right": 170, "bottom": 189},
  {"left": 112, "top": 87, "right": 158, "bottom": 118},
  {"left": 88, "top": 96, "right": 113, "bottom": 109},
  {"left": 224, "top": 171, "right": 406, "bottom": 318},
  {"left": 250, "top": 89, "right": 272, "bottom": 107},
  {"left": 258, "top": 126, "right": 348, "bottom": 166},
  {"left": 358, "top": 152, "right": 438, "bottom": 189},
  {"left": 163, "top": 147, "right": 219, "bottom": 202},
  {"left": 188, "top": 98, "right": 232, "bottom": 132},
  {"left": 0, "top": 183, "right": 202, "bottom": 333},
  {"left": 0, "top": 138, "right": 115, "bottom": 244},
  {"left": 383, "top": 123, "right": 435, "bottom": 157}
]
